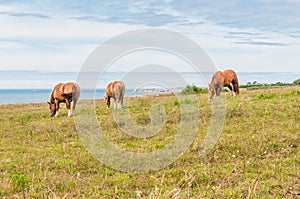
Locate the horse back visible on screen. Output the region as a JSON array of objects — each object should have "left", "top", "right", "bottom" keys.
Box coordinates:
[
  {"left": 222, "top": 70, "right": 238, "bottom": 85},
  {"left": 52, "top": 82, "right": 80, "bottom": 101},
  {"left": 114, "top": 80, "right": 125, "bottom": 93},
  {"left": 107, "top": 81, "right": 124, "bottom": 98}
]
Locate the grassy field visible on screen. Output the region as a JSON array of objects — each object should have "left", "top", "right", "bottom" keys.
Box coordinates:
[{"left": 0, "top": 86, "right": 299, "bottom": 198}]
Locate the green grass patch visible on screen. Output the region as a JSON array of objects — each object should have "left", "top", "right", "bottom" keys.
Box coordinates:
[
  {"left": 11, "top": 172, "right": 27, "bottom": 192},
  {"left": 257, "top": 93, "right": 276, "bottom": 99}
]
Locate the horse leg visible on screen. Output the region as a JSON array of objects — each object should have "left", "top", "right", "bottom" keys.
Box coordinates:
[
  {"left": 216, "top": 85, "right": 222, "bottom": 96},
  {"left": 209, "top": 89, "right": 215, "bottom": 101},
  {"left": 69, "top": 101, "right": 74, "bottom": 117},
  {"left": 113, "top": 99, "right": 117, "bottom": 109},
  {"left": 233, "top": 82, "right": 239, "bottom": 96},
  {"left": 114, "top": 93, "right": 120, "bottom": 109},
  {"left": 66, "top": 99, "right": 72, "bottom": 117},
  {"left": 55, "top": 100, "right": 60, "bottom": 117},
  {"left": 119, "top": 96, "right": 123, "bottom": 109},
  {"left": 71, "top": 99, "right": 77, "bottom": 116},
  {"left": 228, "top": 83, "right": 234, "bottom": 97},
  {"left": 115, "top": 97, "right": 120, "bottom": 109}
]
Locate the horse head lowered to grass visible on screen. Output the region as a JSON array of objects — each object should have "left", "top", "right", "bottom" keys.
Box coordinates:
[
  {"left": 209, "top": 69, "right": 239, "bottom": 101},
  {"left": 48, "top": 82, "right": 80, "bottom": 117},
  {"left": 104, "top": 81, "right": 125, "bottom": 109}
]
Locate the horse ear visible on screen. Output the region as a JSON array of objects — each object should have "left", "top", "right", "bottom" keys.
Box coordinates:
[{"left": 47, "top": 101, "right": 50, "bottom": 105}]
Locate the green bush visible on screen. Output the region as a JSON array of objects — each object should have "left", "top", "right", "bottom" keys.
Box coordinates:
[
  {"left": 181, "top": 85, "right": 208, "bottom": 95},
  {"left": 293, "top": 79, "right": 300, "bottom": 85}
]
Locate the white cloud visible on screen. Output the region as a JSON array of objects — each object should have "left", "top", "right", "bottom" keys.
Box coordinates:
[
  {"left": 0, "top": 0, "right": 299, "bottom": 73},
  {"left": 0, "top": 5, "right": 144, "bottom": 71}
]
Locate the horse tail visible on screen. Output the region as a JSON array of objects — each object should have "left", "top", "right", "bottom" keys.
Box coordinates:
[
  {"left": 120, "top": 81, "right": 126, "bottom": 96},
  {"left": 232, "top": 73, "right": 240, "bottom": 95},
  {"left": 72, "top": 83, "right": 80, "bottom": 102},
  {"left": 235, "top": 82, "right": 240, "bottom": 95},
  {"left": 116, "top": 81, "right": 125, "bottom": 106}
]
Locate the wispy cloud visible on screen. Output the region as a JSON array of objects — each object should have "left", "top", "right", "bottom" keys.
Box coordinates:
[
  {"left": 227, "top": 32, "right": 261, "bottom": 36},
  {"left": 234, "top": 41, "right": 289, "bottom": 46},
  {"left": 289, "top": 34, "right": 300, "bottom": 38},
  {"left": 68, "top": 2, "right": 187, "bottom": 27},
  {"left": 225, "top": 31, "right": 267, "bottom": 41},
  {"left": 0, "top": 11, "right": 50, "bottom": 19},
  {"left": 69, "top": 16, "right": 108, "bottom": 23},
  {"left": 170, "top": 0, "right": 300, "bottom": 33},
  {"left": 70, "top": 13, "right": 182, "bottom": 27}
]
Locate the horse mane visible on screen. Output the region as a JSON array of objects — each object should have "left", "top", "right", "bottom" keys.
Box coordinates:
[{"left": 50, "top": 83, "right": 63, "bottom": 104}]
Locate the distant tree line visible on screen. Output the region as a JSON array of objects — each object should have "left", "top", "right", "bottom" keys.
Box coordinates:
[
  {"left": 240, "top": 79, "right": 300, "bottom": 89},
  {"left": 181, "top": 79, "right": 300, "bottom": 94}
]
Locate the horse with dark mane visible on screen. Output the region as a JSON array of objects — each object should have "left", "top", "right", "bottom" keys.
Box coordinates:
[
  {"left": 209, "top": 69, "right": 239, "bottom": 101},
  {"left": 104, "top": 81, "right": 125, "bottom": 109},
  {"left": 48, "top": 82, "right": 80, "bottom": 117}
]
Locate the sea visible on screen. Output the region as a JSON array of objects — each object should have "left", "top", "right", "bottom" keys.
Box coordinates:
[{"left": 0, "top": 71, "right": 299, "bottom": 105}]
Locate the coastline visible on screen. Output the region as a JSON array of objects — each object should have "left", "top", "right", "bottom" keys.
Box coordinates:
[
  {"left": 1, "top": 84, "right": 299, "bottom": 106},
  {"left": 1, "top": 71, "right": 299, "bottom": 104},
  {"left": 0, "top": 87, "right": 184, "bottom": 105}
]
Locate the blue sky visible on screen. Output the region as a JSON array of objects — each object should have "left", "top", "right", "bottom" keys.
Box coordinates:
[{"left": 0, "top": 0, "right": 299, "bottom": 72}]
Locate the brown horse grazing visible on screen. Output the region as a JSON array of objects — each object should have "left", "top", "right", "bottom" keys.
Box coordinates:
[
  {"left": 48, "top": 82, "right": 80, "bottom": 117},
  {"left": 104, "top": 81, "right": 125, "bottom": 109},
  {"left": 209, "top": 69, "right": 239, "bottom": 101}
]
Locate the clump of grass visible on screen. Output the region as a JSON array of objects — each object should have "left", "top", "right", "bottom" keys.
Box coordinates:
[
  {"left": 173, "top": 99, "right": 198, "bottom": 106},
  {"left": 11, "top": 172, "right": 27, "bottom": 192},
  {"left": 173, "top": 100, "right": 180, "bottom": 106},
  {"left": 282, "top": 90, "right": 300, "bottom": 97},
  {"left": 257, "top": 93, "right": 276, "bottom": 99},
  {"left": 18, "top": 114, "right": 32, "bottom": 125}
]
